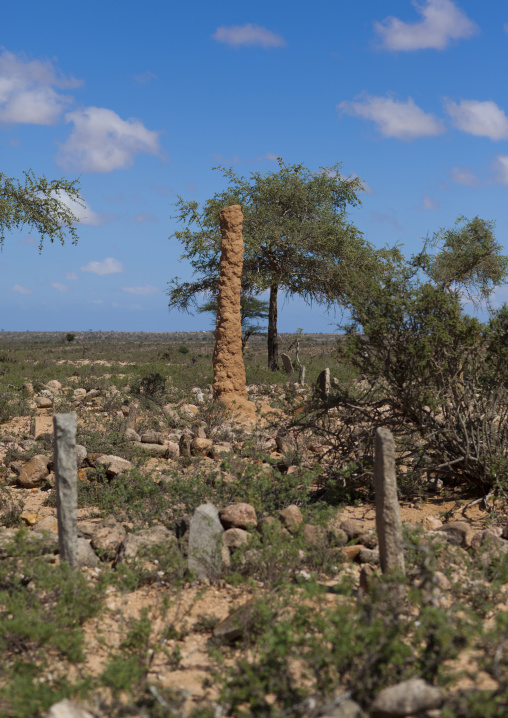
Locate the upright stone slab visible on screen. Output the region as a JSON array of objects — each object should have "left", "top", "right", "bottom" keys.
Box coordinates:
[
  {"left": 298, "top": 365, "right": 306, "bottom": 385},
  {"left": 126, "top": 402, "right": 139, "bottom": 432},
  {"left": 212, "top": 205, "right": 255, "bottom": 419},
  {"left": 280, "top": 353, "right": 293, "bottom": 376},
  {"left": 317, "top": 368, "right": 330, "bottom": 397},
  {"left": 53, "top": 413, "right": 78, "bottom": 567},
  {"left": 374, "top": 427, "right": 405, "bottom": 576},
  {"left": 188, "top": 503, "right": 224, "bottom": 581}
]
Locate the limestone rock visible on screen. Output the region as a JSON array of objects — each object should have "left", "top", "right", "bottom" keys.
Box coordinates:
[
  {"left": 191, "top": 437, "right": 213, "bottom": 456},
  {"left": 210, "top": 443, "right": 232, "bottom": 460},
  {"left": 374, "top": 427, "right": 405, "bottom": 576},
  {"left": 188, "top": 503, "right": 224, "bottom": 580},
  {"left": 422, "top": 515, "right": 443, "bottom": 531},
  {"left": 141, "top": 430, "right": 164, "bottom": 445},
  {"left": 280, "top": 353, "right": 293, "bottom": 375},
  {"left": 91, "top": 515, "right": 126, "bottom": 560},
  {"left": 213, "top": 598, "right": 256, "bottom": 642},
  {"left": 319, "top": 698, "right": 363, "bottom": 718},
  {"left": 223, "top": 527, "right": 249, "bottom": 550},
  {"left": 166, "top": 441, "right": 179, "bottom": 459},
  {"left": 35, "top": 396, "right": 53, "bottom": 408},
  {"left": 370, "top": 678, "right": 443, "bottom": 718},
  {"left": 95, "top": 454, "right": 132, "bottom": 477},
  {"left": 34, "top": 515, "right": 59, "bottom": 534},
  {"left": 73, "top": 388, "right": 87, "bottom": 399},
  {"left": 219, "top": 503, "right": 258, "bottom": 530},
  {"left": 17, "top": 454, "right": 50, "bottom": 488},
  {"left": 180, "top": 403, "right": 199, "bottom": 420},
  {"left": 45, "top": 380, "right": 62, "bottom": 393},
  {"left": 75, "top": 444, "right": 88, "bottom": 466},
  {"left": 438, "top": 521, "right": 474, "bottom": 548},
  {"left": 117, "top": 524, "right": 176, "bottom": 562},
  {"left": 134, "top": 442, "right": 169, "bottom": 457},
  {"left": 302, "top": 523, "right": 327, "bottom": 547},
  {"left": 339, "top": 519, "right": 367, "bottom": 540},
  {"left": 77, "top": 538, "right": 99, "bottom": 568},
  {"left": 278, "top": 505, "right": 303, "bottom": 534},
  {"left": 45, "top": 698, "right": 95, "bottom": 718},
  {"left": 124, "top": 428, "right": 141, "bottom": 442}
]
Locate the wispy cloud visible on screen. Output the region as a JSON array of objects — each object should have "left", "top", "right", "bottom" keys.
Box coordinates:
[
  {"left": 81, "top": 258, "right": 125, "bottom": 276},
  {"left": 374, "top": 0, "right": 479, "bottom": 51},
  {"left": 51, "top": 191, "right": 115, "bottom": 226},
  {"left": 50, "top": 282, "right": 69, "bottom": 292},
  {"left": 444, "top": 99, "right": 508, "bottom": 140},
  {"left": 492, "top": 155, "right": 508, "bottom": 184},
  {"left": 451, "top": 166, "right": 481, "bottom": 186},
  {"left": 13, "top": 284, "right": 32, "bottom": 294},
  {"left": 134, "top": 213, "right": 158, "bottom": 223},
  {"left": 420, "top": 193, "right": 440, "bottom": 210},
  {"left": 371, "top": 211, "right": 403, "bottom": 231},
  {"left": 57, "top": 107, "right": 162, "bottom": 172},
  {"left": 339, "top": 94, "right": 445, "bottom": 140},
  {"left": 132, "top": 70, "right": 157, "bottom": 85},
  {"left": 0, "top": 49, "right": 81, "bottom": 125},
  {"left": 65, "top": 271, "right": 79, "bottom": 280},
  {"left": 213, "top": 23, "right": 286, "bottom": 48},
  {"left": 121, "top": 285, "right": 160, "bottom": 295}
]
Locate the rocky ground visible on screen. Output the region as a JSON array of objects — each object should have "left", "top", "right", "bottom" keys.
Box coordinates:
[{"left": 1, "top": 334, "right": 508, "bottom": 717}]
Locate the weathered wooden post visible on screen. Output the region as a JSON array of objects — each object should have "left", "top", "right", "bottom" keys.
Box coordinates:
[{"left": 53, "top": 413, "right": 78, "bottom": 566}]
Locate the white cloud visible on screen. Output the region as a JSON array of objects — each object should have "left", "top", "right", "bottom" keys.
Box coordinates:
[
  {"left": 0, "top": 49, "right": 81, "bottom": 125},
  {"left": 374, "top": 0, "right": 479, "bottom": 51},
  {"left": 65, "top": 271, "right": 79, "bottom": 280},
  {"left": 338, "top": 94, "right": 445, "bottom": 140},
  {"left": 492, "top": 155, "right": 508, "bottom": 184},
  {"left": 371, "top": 211, "right": 403, "bottom": 231},
  {"left": 50, "top": 282, "right": 69, "bottom": 292},
  {"left": 51, "top": 191, "right": 114, "bottom": 226},
  {"left": 213, "top": 24, "right": 286, "bottom": 48},
  {"left": 134, "top": 213, "right": 158, "bottom": 223},
  {"left": 13, "top": 284, "right": 32, "bottom": 294},
  {"left": 444, "top": 99, "right": 508, "bottom": 140},
  {"left": 57, "top": 106, "right": 162, "bottom": 172},
  {"left": 81, "top": 258, "right": 125, "bottom": 276},
  {"left": 451, "top": 166, "right": 480, "bottom": 186},
  {"left": 121, "top": 285, "right": 160, "bottom": 295}
]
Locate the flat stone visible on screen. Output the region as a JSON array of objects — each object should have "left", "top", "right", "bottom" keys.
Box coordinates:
[
  {"left": 213, "top": 598, "right": 255, "bottom": 642},
  {"left": 34, "top": 515, "right": 59, "bottom": 534},
  {"left": 341, "top": 545, "right": 364, "bottom": 561},
  {"left": 180, "top": 403, "right": 199, "bottom": 419},
  {"left": 166, "top": 441, "right": 179, "bottom": 459},
  {"left": 358, "top": 546, "right": 380, "bottom": 564},
  {"left": 278, "top": 505, "right": 303, "bottom": 534},
  {"left": 17, "top": 454, "right": 50, "bottom": 488},
  {"left": 95, "top": 454, "right": 132, "bottom": 477},
  {"left": 422, "top": 515, "right": 443, "bottom": 531},
  {"left": 132, "top": 442, "right": 168, "bottom": 457},
  {"left": 45, "top": 698, "right": 95, "bottom": 718},
  {"left": 219, "top": 502, "right": 258, "bottom": 530},
  {"left": 370, "top": 678, "right": 443, "bottom": 718},
  {"left": 45, "top": 380, "right": 62, "bottom": 393},
  {"left": 319, "top": 698, "right": 363, "bottom": 718},
  {"left": 124, "top": 428, "right": 141, "bottom": 442}
]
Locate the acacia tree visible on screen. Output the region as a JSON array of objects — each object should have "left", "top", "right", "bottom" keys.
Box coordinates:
[
  {"left": 168, "top": 159, "right": 371, "bottom": 370},
  {"left": 0, "top": 169, "right": 83, "bottom": 250},
  {"left": 197, "top": 295, "right": 269, "bottom": 352}
]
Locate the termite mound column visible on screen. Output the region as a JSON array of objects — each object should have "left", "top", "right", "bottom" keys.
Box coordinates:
[{"left": 212, "top": 204, "right": 255, "bottom": 420}]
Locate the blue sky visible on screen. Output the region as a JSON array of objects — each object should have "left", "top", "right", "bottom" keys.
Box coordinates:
[{"left": 1, "top": 0, "right": 507, "bottom": 332}]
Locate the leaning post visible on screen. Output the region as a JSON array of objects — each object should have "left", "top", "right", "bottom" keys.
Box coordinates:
[{"left": 53, "top": 413, "right": 78, "bottom": 567}]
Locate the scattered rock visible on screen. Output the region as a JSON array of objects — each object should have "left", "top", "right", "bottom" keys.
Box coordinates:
[
  {"left": 166, "top": 441, "right": 179, "bottom": 459},
  {"left": 213, "top": 598, "right": 255, "bottom": 642},
  {"left": 35, "top": 396, "right": 53, "bottom": 408},
  {"left": 34, "top": 515, "right": 59, "bottom": 534},
  {"left": 180, "top": 403, "right": 199, "bottom": 420},
  {"left": 124, "top": 428, "right": 141, "bottom": 442},
  {"left": 319, "top": 698, "right": 363, "bottom": 718},
  {"left": 179, "top": 434, "right": 191, "bottom": 458},
  {"left": 339, "top": 519, "right": 367, "bottom": 540},
  {"left": 191, "top": 437, "right": 213, "bottom": 456},
  {"left": 302, "top": 523, "right": 327, "bottom": 547},
  {"left": 438, "top": 521, "right": 474, "bottom": 548},
  {"left": 117, "top": 525, "right": 177, "bottom": 562},
  {"left": 223, "top": 527, "right": 250, "bottom": 550},
  {"left": 210, "top": 443, "right": 232, "bottom": 460},
  {"left": 73, "top": 388, "right": 87, "bottom": 399},
  {"left": 45, "top": 698, "right": 95, "bottom": 718},
  {"left": 278, "top": 505, "right": 303, "bottom": 534},
  {"left": 95, "top": 455, "right": 132, "bottom": 477},
  {"left": 91, "top": 516, "right": 126, "bottom": 560},
  {"left": 77, "top": 538, "right": 99, "bottom": 568},
  {"left": 17, "top": 454, "right": 50, "bottom": 488},
  {"left": 75, "top": 444, "right": 88, "bottom": 466},
  {"left": 359, "top": 563, "right": 377, "bottom": 595},
  {"left": 133, "top": 442, "right": 169, "bottom": 457},
  {"left": 141, "top": 430, "right": 164, "bottom": 445},
  {"left": 219, "top": 503, "right": 258, "bottom": 530},
  {"left": 422, "top": 515, "right": 443, "bottom": 531},
  {"left": 370, "top": 678, "right": 443, "bottom": 718},
  {"left": 45, "top": 380, "right": 62, "bottom": 393}
]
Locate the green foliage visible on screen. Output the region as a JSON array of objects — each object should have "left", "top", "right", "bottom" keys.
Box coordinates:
[
  {"left": 65, "top": 333, "right": 76, "bottom": 343},
  {"left": 198, "top": 294, "right": 269, "bottom": 350},
  {"left": 0, "top": 169, "right": 83, "bottom": 250},
  {"left": 168, "top": 159, "right": 372, "bottom": 367}
]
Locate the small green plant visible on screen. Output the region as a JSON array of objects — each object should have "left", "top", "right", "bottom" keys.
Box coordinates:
[{"left": 66, "top": 333, "right": 76, "bottom": 343}]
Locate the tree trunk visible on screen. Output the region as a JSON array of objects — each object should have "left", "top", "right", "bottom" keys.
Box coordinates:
[{"left": 268, "top": 283, "right": 279, "bottom": 371}]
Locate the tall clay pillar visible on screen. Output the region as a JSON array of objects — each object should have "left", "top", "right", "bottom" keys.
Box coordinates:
[{"left": 213, "top": 205, "right": 248, "bottom": 402}]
